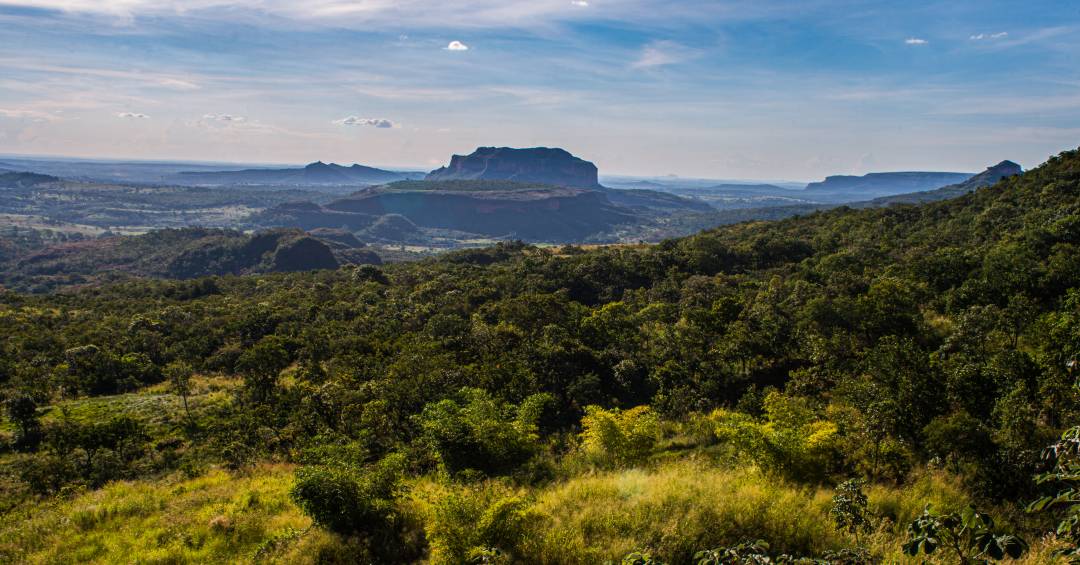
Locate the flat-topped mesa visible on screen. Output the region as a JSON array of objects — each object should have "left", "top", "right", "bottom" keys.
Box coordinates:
[{"left": 426, "top": 147, "right": 601, "bottom": 189}]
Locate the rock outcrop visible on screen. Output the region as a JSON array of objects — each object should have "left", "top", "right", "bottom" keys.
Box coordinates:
[{"left": 426, "top": 147, "right": 601, "bottom": 188}]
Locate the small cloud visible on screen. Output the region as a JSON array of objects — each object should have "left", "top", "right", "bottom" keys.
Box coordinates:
[
  {"left": 632, "top": 40, "right": 693, "bottom": 69},
  {"left": 117, "top": 112, "right": 149, "bottom": 119},
  {"left": 398, "top": 34, "right": 409, "bottom": 41},
  {"left": 905, "top": 38, "right": 928, "bottom": 45},
  {"left": 203, "top": 113, "right": 246, "bottom": 122},
  {"left": 970, "top": 32, "right": 1008, "bottom": 40},
  {"left": 334, "top": 116, "right": 396, "bottom": 128},
  {"left": 158, "top": 78, "right": 200, "bottom": 90},
  {"left": 444, "top": 40, "right": 469, "bottom": 51},
  {"left": 570, "top": 0, "right": 589, "bottom": 5}
]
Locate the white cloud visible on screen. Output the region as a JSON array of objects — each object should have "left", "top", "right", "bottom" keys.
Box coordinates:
[
  {"left": 117, "top": 111, "right": 149, "bottom": 119},
  {"left": 632, "top": 40, "right": 692, "bottom": 69},
  {"left": 203, "top": 113, "right": 246, "bottom": 122},
  {"left": 970, "top": 32, "right": 1008, "bottom": 40},
  {"left": 333, "top": 116, "right": 396, "bottom": 128},
  {"left": 905, "top": 38, "right": 928, "bottom": 45},
  {"left": 571, "top": 0, "right": 589, "bottom": 6},
  {"left": 444, "top": 40, "right": 469, "bottom": 51}
]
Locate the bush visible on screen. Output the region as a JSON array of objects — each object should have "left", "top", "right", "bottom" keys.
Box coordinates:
[
  {"left": 711, "top": 392, "right": 839, "bottom": 482},
  {"left": 415, "top": 388, "right": 552, "bottom": 476},
  {"left": 290, "top": 453, "right": 408, "bottom": 556},
  {"left": 579, "top": 405, "right": 660, "bottom": 468},
  {"left": 423, "top": 483, "right": 543, "bottom": 564}
]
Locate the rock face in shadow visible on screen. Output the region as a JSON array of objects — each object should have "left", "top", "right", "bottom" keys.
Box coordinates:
[
  {"left": 426, "top": 147, "right": 601, "bottom": 189},
  {"left": 324, "top": 183, "right": 635, "bottom": 241}
]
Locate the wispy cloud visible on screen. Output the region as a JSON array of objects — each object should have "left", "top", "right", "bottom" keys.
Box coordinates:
[
  {"left": 970, "top": 32, "right": 1008, "bottom": 40},
  {"left": 444, "top": 40, "right": 469, "bottom": 51},
  {"left": 333, "top": 116, "right": 396, "bottom": 128},
  {"left": 0, "top": 108, "right": 60, "bottom": 121},
  {"left": 117, "top": 111, "right": 149, "bottom": 119},
  {"left": 203, "top": 113, "right": 245, "bottom": 122},
  {"left": 904, "top": 38, "right": 928, "bottom": 45},
  {"left": 632, "top": 40, "right": 694, "bottom": 69}
]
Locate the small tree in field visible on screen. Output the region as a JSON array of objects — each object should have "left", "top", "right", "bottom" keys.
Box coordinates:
[
  {"left": 164, "top": 361, "right": 194, "bottom": 422},
  {"left": 830, "top": 479, "right": 874, "bottom": 545}
]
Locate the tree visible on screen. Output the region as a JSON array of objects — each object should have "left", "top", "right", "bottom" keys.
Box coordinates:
[
  {"left": 164, "top": 361, "right": 194, "bottom": 422},
  {"left": 236, "top": 336, "right": 291, "bottom": 404},
  {"left": 830, "top": 479, "right": 873, "bottom": 545},
  {"left": 5, "top": 392, "right": 42, "bottom": 452}
]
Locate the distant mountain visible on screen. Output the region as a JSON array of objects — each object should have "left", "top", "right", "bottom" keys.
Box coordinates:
[
  {"left": 866, "top": 161, "right": 1022, "bottom": 206},
  {"left": 426, "top": 147, "right": 601, "bottom": 188},
  {"left": 323, "top": 181, "right": 633, "bottom": 241},
  {"left": 253, "top": 176, "right": 712, "bottom": 243},
  {"left": 176, "top": 161, "right": 421, "bottom": 186},
  {"left": 805, "top": 170, "right": 973, "bottom": 200},
  {"left": 603, "top": 188, "right": 713, "bottom": 213},
  {"left": 0, "top": 171, "right": 60, "bottom": 188}
]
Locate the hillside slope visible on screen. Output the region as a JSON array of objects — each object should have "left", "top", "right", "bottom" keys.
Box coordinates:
[
  {"left": 0, "top": 228, "right": 371, "bottom": 291},
  {"left": 2, "top": 148, "right": 1080, "bottom": 563}
]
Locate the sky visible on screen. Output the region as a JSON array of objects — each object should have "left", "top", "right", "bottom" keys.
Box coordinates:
[{"left": 0, "top": 0, "right": 1078, "bottom": 180}]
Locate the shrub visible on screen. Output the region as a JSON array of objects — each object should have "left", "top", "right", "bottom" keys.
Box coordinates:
[
  {"left": 423, "top": 483, "right": 544, "bottom": 564},
  {"left": 903, "top": 505, "right": 1026, "bottom": 563},
  {"left": 415, "top": 388, "right": 552, "bottom": 476},
  {"left": 711, "top": 392, "right": 839, "bottom": 482},
  {"left": 579, "top": 405, "right": 660, "bottom": 468}
]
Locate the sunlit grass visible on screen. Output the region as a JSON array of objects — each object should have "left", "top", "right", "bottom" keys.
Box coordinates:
[{"left": 0, "top": 464, "right": 341, "bottom": 564}]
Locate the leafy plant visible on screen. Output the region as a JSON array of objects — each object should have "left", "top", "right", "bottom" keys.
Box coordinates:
[
  {"left": 579, "top": 405, "right": 660, "bottom": 468},
  {"left": 902, "top": 505, "right": 1026, "bottom": 563},
  {"left": 1029, "top": 423, "right": 1080, "bottom": 561},
  {"left": 830, "top": 479, "right": 874, "bottom": 545}
]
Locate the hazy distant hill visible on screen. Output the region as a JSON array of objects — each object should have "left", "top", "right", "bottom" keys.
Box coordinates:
[
  {"left": 176, "top": 161, "right": 422, "bottom": 186},
  {"left": 805, "top": 170, "right": 973, "bottom": 200},
  {"left": 253, "top": 175, "right": 712, "bottom": 242},
  {"left": 0, "top": 171, "right": 59, "bottom": 188},
  {"left": 0, "top": 227, "right": 377, "bottom": 291},
  {"left": 426, "top": 147, "right": 601, "bottom": 188},
  {"left": 865, "top": 161, "right": 1022, "bottom": 206},
  {"left": 260, "top": 180, "right": 634, "bottom": 241}
]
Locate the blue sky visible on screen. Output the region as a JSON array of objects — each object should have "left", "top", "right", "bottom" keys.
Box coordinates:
[{"left": 0, "top": 0, "right": 1078, "bottom": 180}]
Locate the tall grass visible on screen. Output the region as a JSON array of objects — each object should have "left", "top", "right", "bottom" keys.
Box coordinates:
[
  {"left": 0, "top": 464, "right": 339, "bottom": 564},
  {"left": 0, "top": 457, "right": 1066, "bottom": 563}
]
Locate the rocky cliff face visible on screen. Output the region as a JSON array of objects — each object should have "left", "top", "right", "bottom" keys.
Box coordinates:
[{"left": 426, "top": 147, "right": 601, "bottom": 188}]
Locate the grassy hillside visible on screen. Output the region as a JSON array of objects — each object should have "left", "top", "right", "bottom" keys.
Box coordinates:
[{"left": 2, "top": 147, "right": 1080, "bottom": 562}]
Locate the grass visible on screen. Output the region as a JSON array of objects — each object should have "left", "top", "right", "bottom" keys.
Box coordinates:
[
  {"left": 411, "top": 457, "right": 1064, "bottom": 564},
  {"left": 0, "top": 456, "right": 1067, "bottom": 564},
  {"left": 30, "top": 375, "right": 235, "bottom": 437},
  {"left": 0, "top": 463, "right": 340, "bottom": 564}
]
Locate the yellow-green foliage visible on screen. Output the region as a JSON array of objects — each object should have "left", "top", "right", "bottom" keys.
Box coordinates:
[
  {"left": 411, "top": 459, "right": 1036, "bottom": 564},
  {"left": 711, "top": 391, "right": 839, "bottom": 481},
  {"left": 0, "top": 458, "right": 1063, "bottom": 564},
  {"left": 415, "top": 480, "right": 543, "bottom": 564},
  {"left": 0, "top": 464, "right": 338, "bottom": 564},
  {"left": 579, "top": 405, "right": 660, "bottom": 468}
]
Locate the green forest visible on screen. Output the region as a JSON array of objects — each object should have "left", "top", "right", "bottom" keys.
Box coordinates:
[{"left": 3, "top": 147, "right": 1080, "bottom": 564}]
